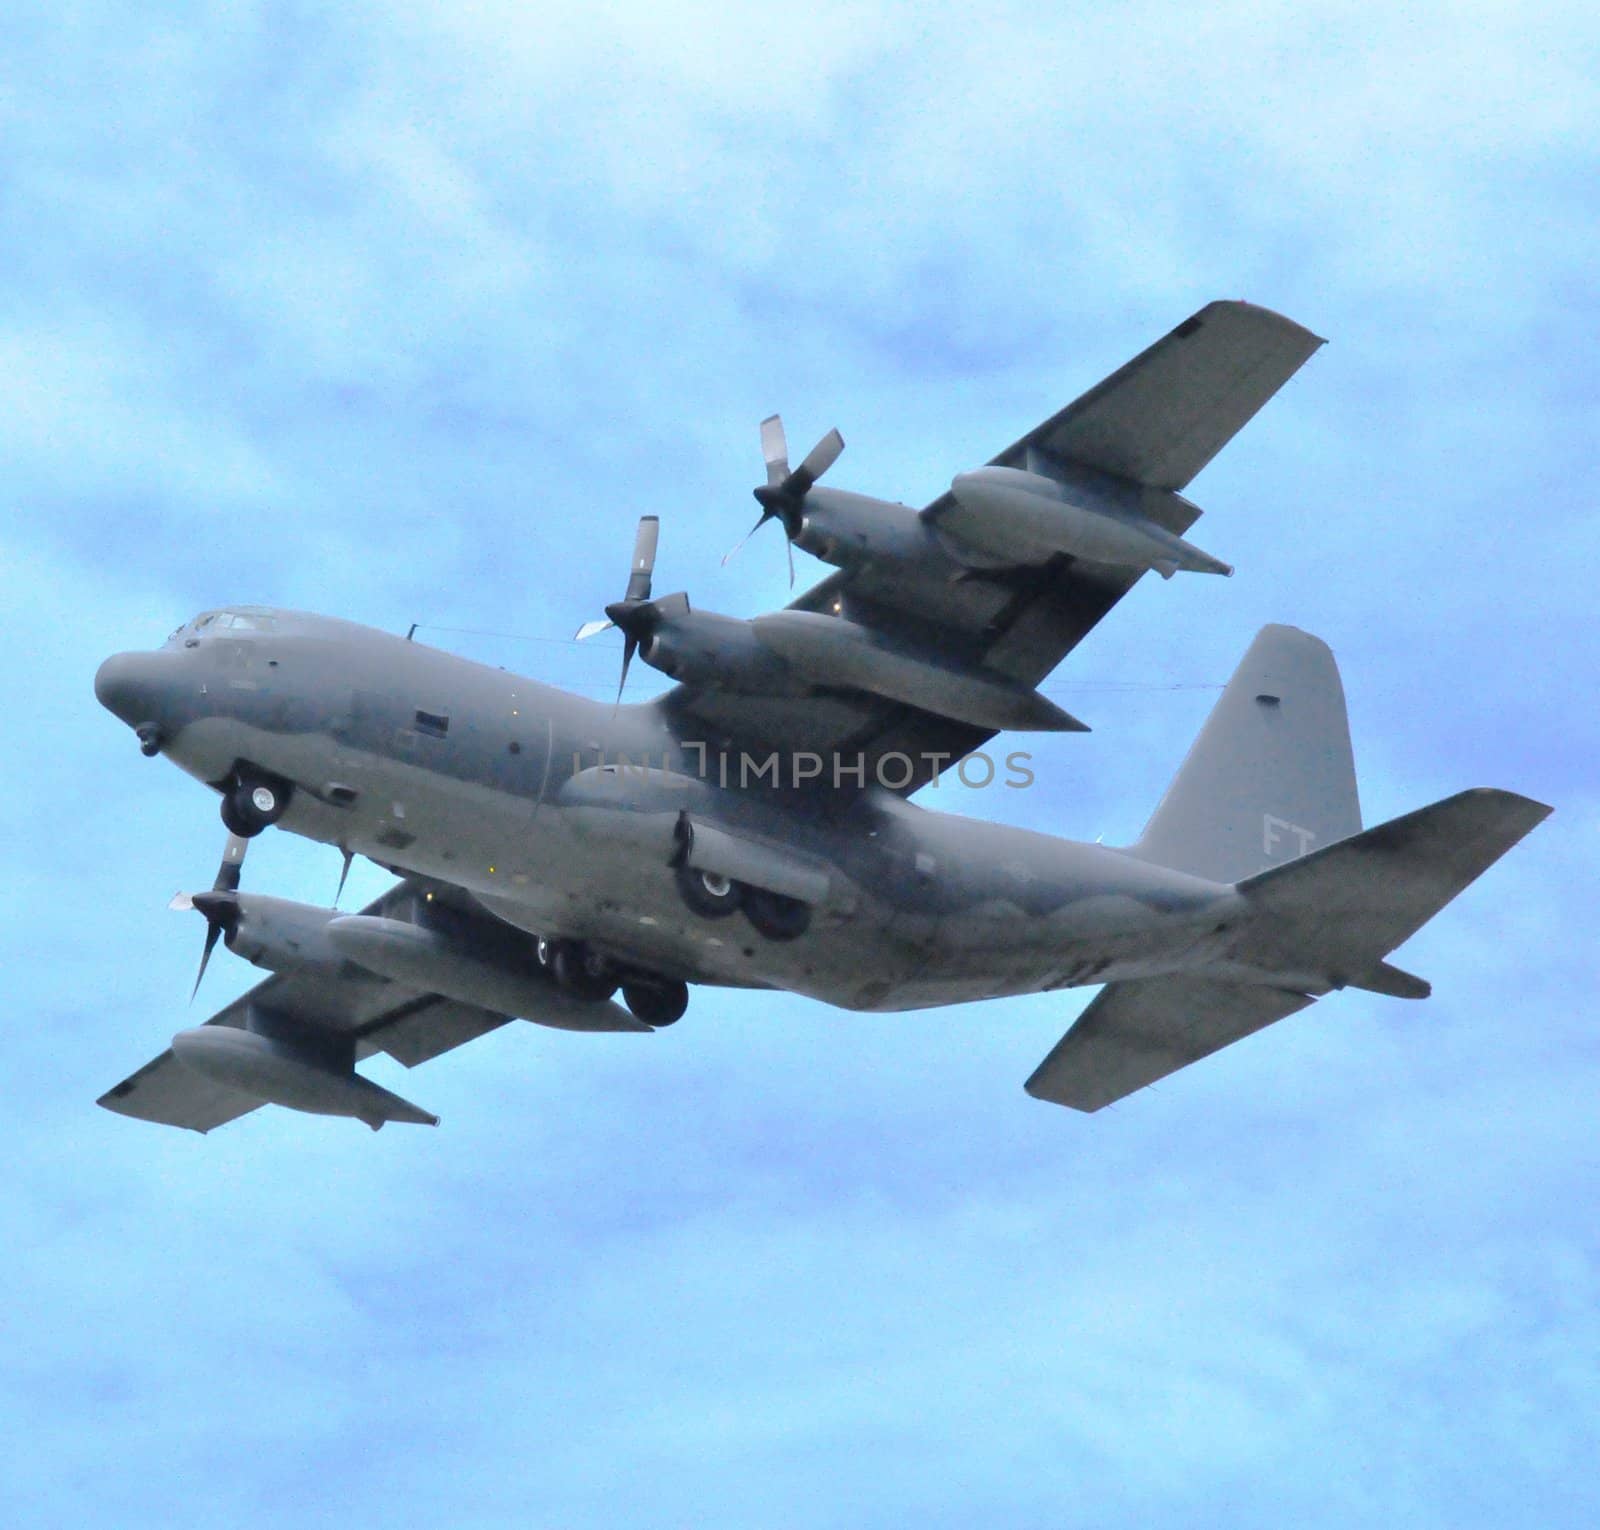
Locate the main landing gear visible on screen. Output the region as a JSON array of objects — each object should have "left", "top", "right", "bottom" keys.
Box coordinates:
[
  {"left": 620, "top": 979, "right": 689, "bottom": 1027},
  {"left": 673, "top": 863, "right": 812, "bottom": 942},
  {"left": 219, "top": 768, "right": 293, "bottom": 838},
  {"left": 537, "top": 938, "right": 690, "bottom": 1027}
]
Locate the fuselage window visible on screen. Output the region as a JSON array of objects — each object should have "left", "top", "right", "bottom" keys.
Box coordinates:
[{"left": 415, "top": 709, "right": 449, "bottom": 739}]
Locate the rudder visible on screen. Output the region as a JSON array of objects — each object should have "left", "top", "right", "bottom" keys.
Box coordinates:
[{"left": 1130, "top": 625, "right": 1360, "bottom": 882}]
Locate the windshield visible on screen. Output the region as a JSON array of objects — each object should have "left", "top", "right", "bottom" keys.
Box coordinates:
[{"left": 165, "top": 608, "right": 278, "bottom": 645}]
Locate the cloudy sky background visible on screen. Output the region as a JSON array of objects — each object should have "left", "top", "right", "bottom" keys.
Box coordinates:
[{"left": 3, "top": 1, "right": 1596, "bottom": 1524}]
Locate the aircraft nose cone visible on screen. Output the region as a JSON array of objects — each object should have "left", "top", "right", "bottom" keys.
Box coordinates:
[{"left": 94, "top": 651, "right": 163, "bottom": 726}]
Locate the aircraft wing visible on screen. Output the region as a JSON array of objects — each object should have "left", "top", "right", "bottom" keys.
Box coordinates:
[
  {"left": 667, "top": 301, "right": 1323, "bottom": 794},
  {"left": 1024, "top": 975, "right": 1318, "bottom": 1112},
  {"left": 974, "top": 299, "right": 1327, "bottom": 492},
  {"left": 97, "top": 881, "right": 516, "bottom": 1133}
]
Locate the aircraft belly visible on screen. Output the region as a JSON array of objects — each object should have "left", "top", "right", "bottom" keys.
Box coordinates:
[
  {"left": 162, "top": 721, "right": 1235, "bottom": 1013},
  {"left": 864, "top": 878, "right": 1241, "bottom": 1008},
  {"left": 480, "top": 833, "right": 929, "bottom": 1003}
]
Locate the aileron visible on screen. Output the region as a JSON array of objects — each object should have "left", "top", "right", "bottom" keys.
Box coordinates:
[{"left": 1022, "top": 300, "right": 1325, "bottom": 490}]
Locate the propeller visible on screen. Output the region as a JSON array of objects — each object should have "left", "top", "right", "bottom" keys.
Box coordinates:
[
  {"left": 723, "top": 414, "right": 844, "bottom": 586},
  {"left": 334, "top": 846, "right": 354, "bottom": 907},
  {"left": 574, "top": 515, "right": 684, "bottom": 705},
  {"left": 170, "top": 832, "right": 249, "bottom": 1000}
]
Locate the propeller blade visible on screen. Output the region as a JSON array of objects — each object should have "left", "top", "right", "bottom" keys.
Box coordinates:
[
  {"left": 192, "top": 920, "right": 224, "bottom": 1002},
  {"left": 215, "top": 833, "right": 248, "bottom": 893},
  {"left": 787, "top": 427, "right": 844, "bottom": 497},
  {"left": 760, "top": 414, "right": 789, "bottom": 487},
  {"left": 180, "top": 832, "right": 249, "bottom": 1001},
  {"left": 334, "top": 847, "right": 354, "bottom": 907},
  {"left": 575, "top": 618, "right": 614, "bottom": 641},
  {"left": 786, "top": 533, "right": 795, "bottom": 588},
  {"left": 624, "top": 515, "right": 659, "bottom": 603},
  {"left": 187, "top": 889, "right": 243, "bottom": 1002},
  {"left": 722, "top": 509, "right": 772, "bottom": 567},
  {"left": 614, "top": 633, "right": 639, "bottom": 711}
]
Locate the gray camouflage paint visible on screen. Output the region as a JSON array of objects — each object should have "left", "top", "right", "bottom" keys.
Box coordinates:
[{"left": 95, "top": 607, "right": 1238, "bottom": 1012}]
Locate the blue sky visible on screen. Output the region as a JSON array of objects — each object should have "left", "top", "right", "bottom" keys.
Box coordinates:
[{"left": 3, "top": 2, "right": 1597, "bottom": 1524}]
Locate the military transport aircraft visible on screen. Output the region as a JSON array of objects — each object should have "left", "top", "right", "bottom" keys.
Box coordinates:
[{"left": 93, "top": 300, "right": 1550, "bottom": 1132}]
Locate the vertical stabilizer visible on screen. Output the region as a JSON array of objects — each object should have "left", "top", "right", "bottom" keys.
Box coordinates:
[{"left": 1130, "top": 625, "right": 1360, "bottom": 883}]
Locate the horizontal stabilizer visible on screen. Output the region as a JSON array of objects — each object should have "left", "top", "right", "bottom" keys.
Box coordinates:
[
  {"left": 1030, "top": 788, "right": 1549, "bottom": 1112},
  {"left": 1236, "top": 787, "right": 1552, "bottom": 970},
  {"left": 1026, "top": 976, "right": 1316, "bottom": 1112}
]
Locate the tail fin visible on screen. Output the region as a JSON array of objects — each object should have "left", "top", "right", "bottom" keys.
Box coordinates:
[{"left": 1129, "top": 624, "right": 1360, "bottom": 882}]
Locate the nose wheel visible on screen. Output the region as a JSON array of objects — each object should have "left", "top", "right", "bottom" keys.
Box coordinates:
[{"left": 219, "top": 770, "right": 292, "bottom": 838}]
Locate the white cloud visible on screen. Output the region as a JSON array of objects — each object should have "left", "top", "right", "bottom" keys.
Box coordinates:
[{"left": 2, "top": 1, "right": 1596, "bottom": 1523}]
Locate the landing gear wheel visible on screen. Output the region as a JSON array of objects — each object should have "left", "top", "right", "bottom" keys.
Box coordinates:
[
  {"left": 621, "top": 979, "right": 689, "bottom": 1027},
  {"left": 550, "top": 940, "right": 619, "bottom": 1003},
  {"left": 221, "top": 771, "right": 291, "bottom": 838},
  {"left": 220, "top": 795, "right": 255, "bottom": 837},
  {"left": 743, "top": 887, "right": 812, "bottom": 942},
  {"left": 675, "top": 861, "right": 743, "bottom": 919}
]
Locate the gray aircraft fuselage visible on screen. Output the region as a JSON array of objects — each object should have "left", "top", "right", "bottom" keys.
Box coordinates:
[{"left": 96, "top": 607, "right": 1243, "bottom": 1013}]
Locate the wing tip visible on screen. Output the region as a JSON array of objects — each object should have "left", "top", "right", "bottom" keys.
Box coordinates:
[
  {"left": 1463, "top": 786, "right": 1554, "bottom": 819},
  {"left": 1200, "top": 297, "right": 1328, "bottom": 350},
  {"left": 1022, "top": 1072, "right": 1102, "bottom": 1111}
]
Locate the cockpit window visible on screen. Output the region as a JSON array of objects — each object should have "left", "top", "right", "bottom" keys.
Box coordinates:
[{"left": 183, "top": 609, "right": 276, "bottom": 637}]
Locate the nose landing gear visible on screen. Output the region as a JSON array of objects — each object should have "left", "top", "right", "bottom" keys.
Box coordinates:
[{"left": 219, "top": 769, "right": 293, "bottom": 838}]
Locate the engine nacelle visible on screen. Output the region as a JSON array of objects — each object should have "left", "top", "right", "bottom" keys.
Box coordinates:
[
  {"left": 639, "top": 607, "right": 790, "bottom": 689},
  {"left": 172, "top": 1023, "right": 438, "bottom": 1129},
  {"left": 792, "top": 486, "right": 959, "bottom": 578},
  {"left": 942, "top": 466, "right": 1232, "bottom": 578},
  {"left": 325, "top": 915, "right": 649, "bottom": 1032},
  {"left": 749, "top": 610, "right": 1087, "bottom": 733},
  {"left": 222, "top": 894, "right": 347, "bottom": 976}
]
